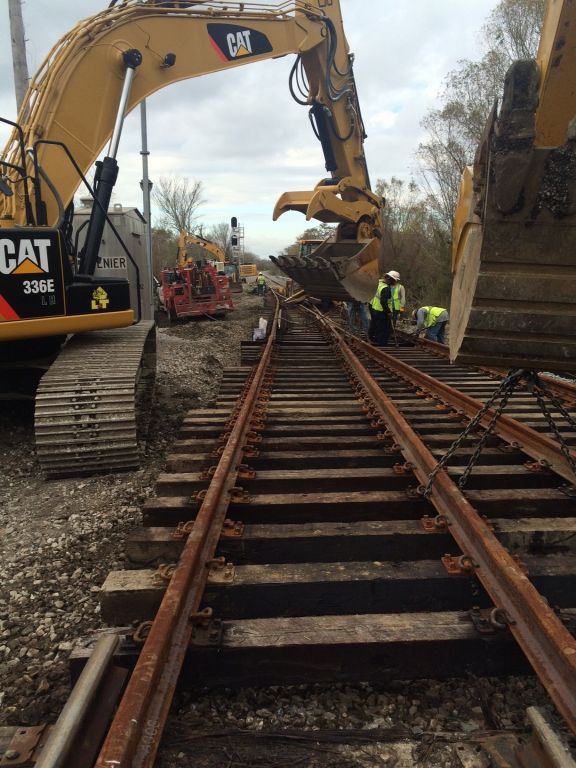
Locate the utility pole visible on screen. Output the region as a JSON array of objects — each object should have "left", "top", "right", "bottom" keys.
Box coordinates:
[
  {"left": 140, "top": 100, "right": 154, "bottom": 320},
  {"left": 8, "top": 0, "right": 30, "bottom": 112}
]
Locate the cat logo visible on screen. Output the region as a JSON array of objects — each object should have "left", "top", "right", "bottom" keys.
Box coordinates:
[
  {"left": 0, "top": 237, "right": 51, "bottom": 275},
  {"left": 208, "top": 23, "right": 273, "bottom": 62},
  {"left": 91, "top": 287, "right": 109, "bottom": 310}
]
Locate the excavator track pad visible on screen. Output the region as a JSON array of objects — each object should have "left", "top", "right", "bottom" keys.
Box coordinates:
[{"left": 34, "top": 321, "right": 156, "bottom": 477}]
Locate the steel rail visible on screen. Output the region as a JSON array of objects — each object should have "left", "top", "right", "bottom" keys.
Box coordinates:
[
  {"left": 36, "top": 635, "right": 119, "bottom": 768},
  {"left": 399, "top": 330, "right": 576, "bottom": 406},
  {"left": 95, "top": 297, "right": 280, "bottom": 768},
  {"left": 325, "top": 320, "right": 576, "bottom": 485},
  {"left": 312, "top": 310, "right": 576, "bottom": 735}
]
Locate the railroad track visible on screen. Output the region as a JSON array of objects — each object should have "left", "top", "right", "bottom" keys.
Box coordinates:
[{"left": 4, "top": 295, "right": 576, "bottom": 767}]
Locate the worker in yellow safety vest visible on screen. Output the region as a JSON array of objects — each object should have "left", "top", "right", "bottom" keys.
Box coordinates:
[
  {"left": 368, "top": 275, "right": 393, "bottom": 346},
  {"left": 412, "top": 306, "right": 449, "bottom": 344},
  {"left": 256, "top": 272, "right": 266, "bottom": 295},
  {"left": 384, "top": 270, "right": 406, "bottom": 325}
]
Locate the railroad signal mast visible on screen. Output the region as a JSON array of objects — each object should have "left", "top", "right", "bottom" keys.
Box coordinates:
[{"left": 230, "top": 216, "right": 245, "bottom": 265}]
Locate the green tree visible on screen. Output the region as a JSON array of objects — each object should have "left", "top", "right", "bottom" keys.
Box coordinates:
[
  {"left": 376, "top": 177, "right": 452, "bottom": 307},
  {"left": 279, "top": 224, "right": 336, "bottom": 257},
  {"left": 151, "top": 226, "right": 178, "bottom": 276}
]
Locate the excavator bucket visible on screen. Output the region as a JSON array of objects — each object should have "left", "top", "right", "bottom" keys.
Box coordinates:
[
  {"left": 451, "top": 209, "right": 576, "bottom": 372},
  {"left": 450, "top": 59, "right": 576, "bottom": 372},
  {"left": 273, "top": 237, "right": 380, "bottom": 301}
]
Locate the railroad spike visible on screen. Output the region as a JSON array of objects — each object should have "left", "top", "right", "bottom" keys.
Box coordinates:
[
  {"left": 153, "top": 563, "right": 177, "bottom": 584},
  {"left": 441, "top": 554, "right": 478, "bottom": 576},
  {"left": 206, "top": 559, "right": 235, "bottom": 584},
  {"left": 420, "top": 514, "right": 449, "bottom": 532},
  {"left": 237, "top": 464, "right": 256, "bottom": 480},
  {"left": 172, "top": 520, "right": 195, "bottom": 539},
  {"left": 229, "top": 486, "right": 251, "bottom": 503},
  {"left": 190, "top": 607, "right": 213, "bottom": 627},
  {"left": 220, "top": 519, "right": 245, "bottom": 538}
]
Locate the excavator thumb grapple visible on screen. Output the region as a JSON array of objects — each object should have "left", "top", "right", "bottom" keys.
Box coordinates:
[{"left": 272, "top": 237, "right": 380, "bottom": 302}]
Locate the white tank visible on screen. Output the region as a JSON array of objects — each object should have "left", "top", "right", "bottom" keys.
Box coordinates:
[{"left": 73, "top": 200, "right": 153, "bottom": 321}]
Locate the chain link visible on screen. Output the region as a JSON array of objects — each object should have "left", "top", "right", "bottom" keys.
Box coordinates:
[
  {"left": 423, "top": 369, "right": 527, "bottom": 498},
  {"left": 523, "top": 373, "right": 576, "bottom": 480},
  {"left": 424, "top": 369, "right": 576, "bottom": 498}
]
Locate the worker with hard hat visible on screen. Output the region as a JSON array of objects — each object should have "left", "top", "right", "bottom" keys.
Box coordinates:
[
  {"left": 368, "top": 273, "right": 394, "bottom": 346},
  {"left": 412, "top": 306, "right": 449, "bottom": 344},
  {"left": 384, "top": 270, "right": 406, "bottom": 325},
  {"left": 256, "top": 272, "right": 266, "bottom": 295}
]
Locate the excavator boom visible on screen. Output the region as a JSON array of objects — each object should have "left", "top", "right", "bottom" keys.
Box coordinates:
[
  {"left": 177, "top": 231, "right": 226, "bottom": 266},
  {"left": 1, "top": 1, "right": 382, "bottom": 305}
]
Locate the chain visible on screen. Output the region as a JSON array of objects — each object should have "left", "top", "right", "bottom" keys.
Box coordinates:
[
  {"left": 457, "top": 380, "right": 520, "bottom": 489},
  {"left": 523, "top": 373, "right": 576, "bottom": 481},
  {"left": 423, "top": 369, "right": 527, "bottom": 498}
]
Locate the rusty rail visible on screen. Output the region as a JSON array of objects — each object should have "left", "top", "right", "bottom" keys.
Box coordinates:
[
  {"left": 400, "top": 330, "right": 576, "bottom": 406},
  {"left": 311, "top": 308, "right": 576, "bottom": 735},
  {"left": 327, "top": 324, "right": 576, "bottom": 485},
  {"left": 95, "top": 297, "right": 280, "bottom": 768}
]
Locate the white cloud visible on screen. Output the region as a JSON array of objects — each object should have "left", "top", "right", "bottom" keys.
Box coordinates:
[
  {"left": 1, "top": 0, "right": 500, "bottom": 256},
  {"left": 370, "top": 109, "right": 399, "bottom": 131}
]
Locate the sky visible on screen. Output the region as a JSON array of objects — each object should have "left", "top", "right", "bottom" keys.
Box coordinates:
[{"left": 0, "top": 0, "right": 500, "bottom": 257}]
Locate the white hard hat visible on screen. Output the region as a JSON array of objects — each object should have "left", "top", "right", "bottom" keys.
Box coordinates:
[{"left": 385, "top": 270, "right": 401, "bottom": 281}]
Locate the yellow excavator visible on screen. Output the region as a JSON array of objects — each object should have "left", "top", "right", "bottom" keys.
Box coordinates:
[
  {"left": 451, "top": 1, "right": 576, "bottom": 372},
  {"left": 0, "top": 0, "right": 382, "bottom": 475},
  {"left": 177, "top": 231, "right": 226, "bottom": 267},
  {"left": 176, "top": 230, "right": 241, "bottom": 290}
]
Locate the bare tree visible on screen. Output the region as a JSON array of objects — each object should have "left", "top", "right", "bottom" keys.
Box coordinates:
[
  {"left": 207, "top": 222, "right": 233, "bottom": 259},
  {"left": 417, "top": 0, "right": 545, "bottom": 228},
  {"left": 483, "top": 0, "right": 545, "bottom": 60},
  {"left": 152, "top": 176, "right": 205, "bottom": 234},
  {"left": 417, "top": 112, "right": 470, "bottom": 234}
]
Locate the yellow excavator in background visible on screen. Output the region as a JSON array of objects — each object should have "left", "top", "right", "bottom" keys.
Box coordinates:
[
  {"left": 177, "top": 231, "right": 242, "bottom": 291},
  {"left": 451, "top": 0, "right": 576, "bottom": 372},
  {"left": 0, "top": 0, "right": 383, "bottom": 475},
  {"left": 178, "top": 231, "right": 226, "bottom": 268}
]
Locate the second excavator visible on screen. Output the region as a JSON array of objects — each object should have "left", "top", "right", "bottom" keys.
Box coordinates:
[{"left": 159, "top": 231, "right": 234, "bottom": 320}]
